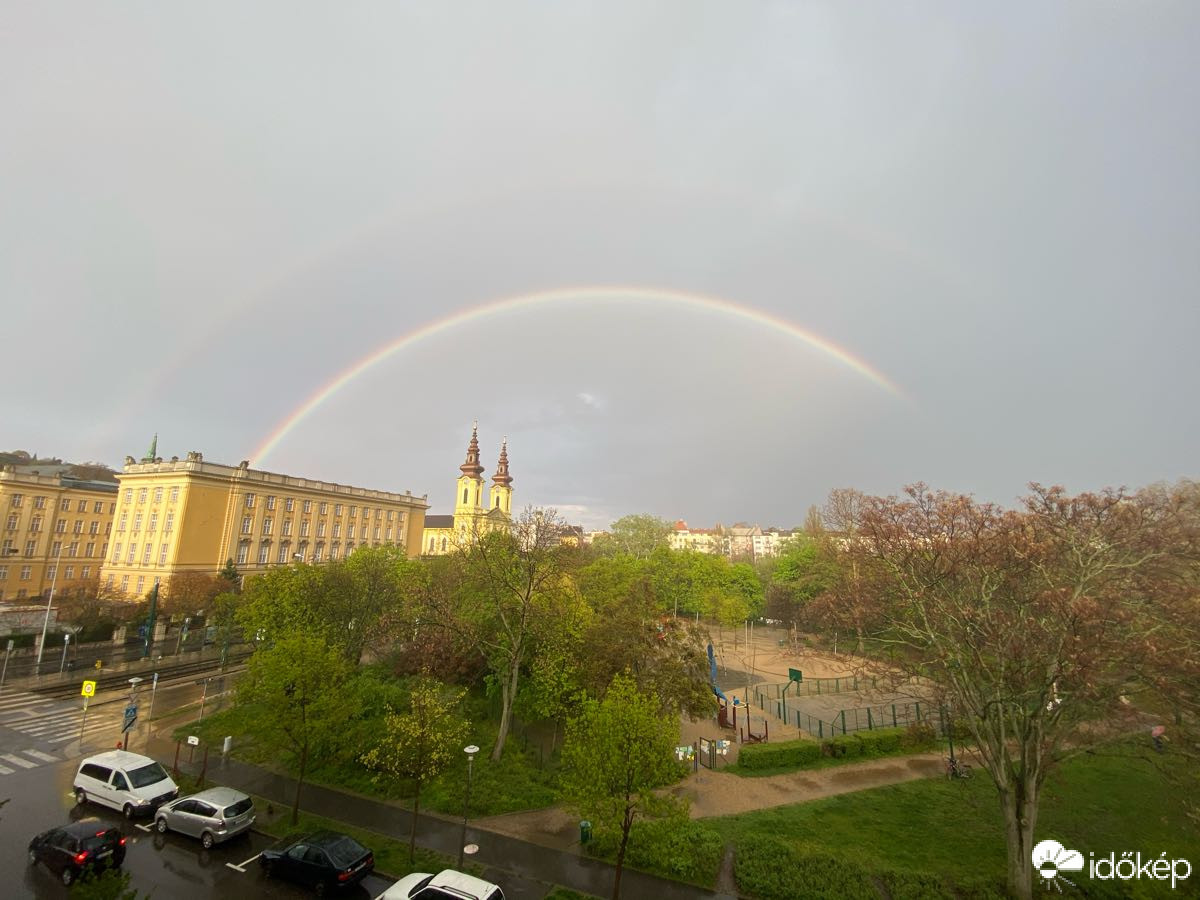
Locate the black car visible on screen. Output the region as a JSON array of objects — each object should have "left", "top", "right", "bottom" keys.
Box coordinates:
[
  {"left": 28, "top": 819, "right": 127, "bottom": 886},
  {"left": 260, "top": 831, "right": 374, "bottom": 895}
]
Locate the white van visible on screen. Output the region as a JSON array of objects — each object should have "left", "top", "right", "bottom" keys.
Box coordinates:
[{"left": 73, "top": 750, "right": 179, "bottom": 819}]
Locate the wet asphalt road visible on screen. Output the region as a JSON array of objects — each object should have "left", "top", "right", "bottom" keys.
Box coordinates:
[{"left": 5, "top": 754, "right": 394, "bottom": 899}]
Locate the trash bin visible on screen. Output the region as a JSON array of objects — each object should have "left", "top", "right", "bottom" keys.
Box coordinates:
[{"left": 580, "top": 820, "right": 592, "bottom": 844}]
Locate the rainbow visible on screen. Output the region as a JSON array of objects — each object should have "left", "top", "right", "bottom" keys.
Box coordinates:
[{"left": 250, "top": 286, "right": 904, "bottom": 466}]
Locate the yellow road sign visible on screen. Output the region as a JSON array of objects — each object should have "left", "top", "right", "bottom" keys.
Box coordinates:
[{"left": 81, "top": 680, "right": 96, "bottom": 697}]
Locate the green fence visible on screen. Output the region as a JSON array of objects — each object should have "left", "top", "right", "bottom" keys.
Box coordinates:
[{"left": 754, "top": 684, "right": 934, "bottom": 738}]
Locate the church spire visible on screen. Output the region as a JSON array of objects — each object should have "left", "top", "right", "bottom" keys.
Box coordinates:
[
  {"left": 141, "top": 433, "right": 158, "bottom": 463},
  {"left": 459, "top": 421, "right": 484, "bottom": 478},
  {"left": 492, "top": 437, "right": 512, "bottom": 487}
]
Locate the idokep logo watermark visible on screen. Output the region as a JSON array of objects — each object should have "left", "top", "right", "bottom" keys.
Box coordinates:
[{"left": 1033, "top": 839, "right": 1192, "bottom": 892}]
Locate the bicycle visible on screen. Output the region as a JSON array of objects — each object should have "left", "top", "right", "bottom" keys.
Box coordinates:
[{"left": 946, "top": 757, "right": 973, "bottom": 779}]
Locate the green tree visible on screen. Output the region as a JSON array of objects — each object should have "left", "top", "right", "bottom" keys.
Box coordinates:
[
  {"left": 234, "top": 633, "right": 359, "bottom": 824},
  {"left": 766, "top": 536, "right": 839, "bottom": 631},
  {"left": 69, "top": 868, "right": 149, "bottom": 900},
  {"left": 361, "top": 676, "right": 468, "bottom": 861},
  {"left": 592, "top": 514, "right": 673, "bottom": 559},
  {"left": 218, "top": 558, "right": 240, "bottom": 587},
  {"left": 454, "top": 507, "right": 580, "bottom": 762},
  {"left": 560, "top": 673, "right": 684, "bottom": 900}
]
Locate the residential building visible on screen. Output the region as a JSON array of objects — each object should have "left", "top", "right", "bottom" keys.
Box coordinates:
[
  {"left": 670, "top": 520, "right": 793, "bottom": 559},
  {"left": 0, "top": 465, "right": 117, "bottom": 602},
  {"left": 99, "top": 449, "right": 428, "bottom": 598},
  {"left": 422, "top": 424, "right": 513, "bottom": 555},
  {"left": 669, "top": 520, "right": 721, "bottom": 554}
]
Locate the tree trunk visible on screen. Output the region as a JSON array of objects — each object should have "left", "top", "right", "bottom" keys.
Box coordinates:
[
  {"left": 1001, "top": 782, "right": 1038, "bottom": 900},
  {"left": 613, "top": 806, "right": 634, "bottom": 900},
  {"left": 409, "top": 782, "right": 421, "bottom": 863},
  {"left": 491, "top": 654, "right": 522, "bottom": 762},
  {"left": 291, "top": 742, "right": 308, "bottom": 826}
]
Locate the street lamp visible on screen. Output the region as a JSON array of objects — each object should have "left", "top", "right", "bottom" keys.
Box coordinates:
[
  {"left": 458, "top": 744, "right": 480, "bottom": 868},
  {"left": 35, "top": 543, "right": 63, "bottom": 669}
]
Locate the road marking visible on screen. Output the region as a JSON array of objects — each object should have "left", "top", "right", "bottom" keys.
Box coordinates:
[
  {"left": 227, "top": 851, "right": 262, "bottom": 872},
  {"left": 0, "top": 764, "right": 13, "bottom": 775},
  {"left": 136, "top": 823, "right": 153, "bottom": 832},
  {"left": 0, "top": 753, "right": 37, "bottom": 769},
  {"left": 23, "top": 748, "right": 58, "bottom": 762}
]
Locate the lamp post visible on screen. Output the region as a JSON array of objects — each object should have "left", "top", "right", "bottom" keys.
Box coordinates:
[
  {"left": 35, "top": 543, "right": 63, "bottom": 669},
  {"left": 59, "top": 632, "right": 71, "bottom": 673},
  {"left": 458, "top": 744, "right": 479, "bottom": 868}
]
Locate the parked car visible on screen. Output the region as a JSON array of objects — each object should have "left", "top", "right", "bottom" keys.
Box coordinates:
[
  {"left": 73, "top": 750, "right": 179, "bottom": 819},
  {"left": 28, "top": 819, "right": 126, "bottom": 886},
  {"left": 379, "top": 869, "right": 505, "bottom": 900},
  {"left": 154, "top": 786, "right": 255, "bottom": 849},
  {"left": 260, "top": 831, "right": 374, "bottom": 895}
]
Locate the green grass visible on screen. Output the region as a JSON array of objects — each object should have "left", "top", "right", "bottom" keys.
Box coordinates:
[
  {"left": 706, "top": 737, "right": 1199, "bottom": 898},
  {"left": 542, "top": 890, "right": 602, "bottom": 900}
]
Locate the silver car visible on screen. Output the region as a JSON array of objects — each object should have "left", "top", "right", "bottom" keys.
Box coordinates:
[{"left": 154, "top": 787, "right": 255, "bottom": 849}]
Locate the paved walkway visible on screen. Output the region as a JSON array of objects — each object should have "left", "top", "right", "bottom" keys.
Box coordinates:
[{"left": 152, "top": 734, "right": 737, "bottom": 900}]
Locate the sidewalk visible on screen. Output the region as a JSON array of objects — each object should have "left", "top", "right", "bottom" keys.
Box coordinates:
[{"left": 152, "top": 733, "right": 738, "bottom": 900}]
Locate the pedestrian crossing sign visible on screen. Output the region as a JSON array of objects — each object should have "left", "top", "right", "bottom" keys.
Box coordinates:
[{"left": 81, "top": 680, "right": 96, "bottom": 697}]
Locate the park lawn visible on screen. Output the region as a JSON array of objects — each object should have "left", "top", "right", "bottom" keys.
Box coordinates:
[{"left": 707, "top": 737, "right": 1198, "bottom": 896}]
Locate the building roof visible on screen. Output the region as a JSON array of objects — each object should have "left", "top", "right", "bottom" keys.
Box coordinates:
[{"left": 424, "top": 515, "right": 454, "bottom": 529}]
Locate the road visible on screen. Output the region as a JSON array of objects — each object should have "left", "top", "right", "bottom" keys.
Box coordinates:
[{"left": 0, "top": 742, "right": 395, "bottom": 899}]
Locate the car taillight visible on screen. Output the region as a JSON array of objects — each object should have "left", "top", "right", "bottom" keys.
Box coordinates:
[
  {"left": 74, "top": 851, "right": 89, "bottom": 864},
  {"left": 337, "top": 870, "right": 351, "bottom": 881},
  {"left": 119, "top": 837, "right": 126, "bottom": 846}
]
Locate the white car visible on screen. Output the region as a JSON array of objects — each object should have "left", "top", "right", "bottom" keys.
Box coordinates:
[
  {"left": 73, "top": 750, "right": 179, "bottom": 819},
  {"left": 378, "top": 868, "right": 504, "bottom": 900}
]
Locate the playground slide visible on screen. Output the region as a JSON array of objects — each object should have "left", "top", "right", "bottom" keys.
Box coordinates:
[{"left": 707, "top": 642, "right": 734, "bottom": 705}]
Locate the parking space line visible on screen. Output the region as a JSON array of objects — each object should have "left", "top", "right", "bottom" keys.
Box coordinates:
[
  {"left": 227, "top": 851, "right": 261, "bottom": 873},
  {"left": 136, "top": 823, "right": 153, "bottom": 832}
]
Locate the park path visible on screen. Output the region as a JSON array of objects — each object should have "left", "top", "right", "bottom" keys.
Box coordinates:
[{"left": 474, "top": 750, "right": 950, "bottom": 850}]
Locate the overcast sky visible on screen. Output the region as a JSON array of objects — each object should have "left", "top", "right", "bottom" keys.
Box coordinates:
[{"left": 3, "top": 3, "right": 1197, "bottom": 530}]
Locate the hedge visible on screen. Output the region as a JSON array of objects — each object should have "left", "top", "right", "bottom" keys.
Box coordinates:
[{"left": 738, "top": 727, "right": 934, "bottom": 771}]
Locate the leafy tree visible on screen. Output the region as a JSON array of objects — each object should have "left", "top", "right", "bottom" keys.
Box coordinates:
[
  {"left": 591, "top": 514, "right": 673, "bottom": 559},
  {"left": 237, "top": 547, "right": 420, "bottom": 664},
  {"left": 361, "top": 676, "right": 468, "bottom": 861},
  {"left": 234, "top": 633, "right": 359, "bottom": 824},
  {"left": 218, "top": 558, "right": 240, "bottom": 586},
  {"left": 766, "top": 536, "right": 840, "bottom": 632},
  {"left": 831, "top": 483, "right": 1189, "bottom": 900},
  {"left": 69, "top": 868, "right": 149, "bottom": 900},
  {"left": 162, "top": 571, "right": 230, "bottom": 619},
  {"left": 560, "top": 673, "right": 684, "bottom": 900},
  {"left": 453, "top": 507, "right": 581, "bottom": 762}
]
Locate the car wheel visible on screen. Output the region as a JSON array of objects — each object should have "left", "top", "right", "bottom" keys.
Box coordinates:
[
  {"left": 155, "top": 817, "right": 169, "bottom": 834},
  {"left": 261, "top": 859, "right": 274, "bottom": 878},
  {"left": 123, "top": 804, "right": 135, "bottom": 820},
  {"left": 314, "top": 880, "right": 328, "bottom": 897},
  {"left": 61, "top": 868, "right": 76, "bottom": 887},
  {"left": 201, "top": 832, "right": 214, "bottom": 850},
  {"left": 75, "top": 788, "right": 87, "bottom": 806},
  {"left": 27, "top": 849, "right": 37, "bottom": 865}
]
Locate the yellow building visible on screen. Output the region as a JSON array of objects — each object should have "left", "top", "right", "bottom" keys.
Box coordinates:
[
  {"left": 99, "top": 449, "right": 429, "bottom": 599},
  {"left": 422, "top": 425, "right": 513, "bottom": 555},
  {"left": 0, "top": 465, "right": 118, "bottom": 602}
]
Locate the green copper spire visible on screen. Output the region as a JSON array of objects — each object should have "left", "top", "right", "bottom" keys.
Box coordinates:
[{"left": 142, "top": 434, "right": 158, "bottom": 463}]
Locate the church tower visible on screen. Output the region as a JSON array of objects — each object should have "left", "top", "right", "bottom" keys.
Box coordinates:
[
  {"left": 454, "top": 422, "right": 486, "bottom": 532},
  {"left": 489, "top": 438, "right": 513, "bottom": 515}
]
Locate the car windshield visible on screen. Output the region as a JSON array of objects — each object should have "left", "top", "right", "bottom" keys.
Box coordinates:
[
  {"left": 323, "top": 836, "right": 366, "bottom": 868},
  {"left": 127, "top": 762, "right": 169, "bottom": 788},
  {"left": 224, "top": 797, "right": 253, "bottom": 817}
]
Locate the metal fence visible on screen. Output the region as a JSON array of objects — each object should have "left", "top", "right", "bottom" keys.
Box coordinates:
[
  {"left": 755, "top": 674, "right": 922, "bottom": 698},
  {"left": 753, "top": 684, "right": 934, "bottom": 738}
]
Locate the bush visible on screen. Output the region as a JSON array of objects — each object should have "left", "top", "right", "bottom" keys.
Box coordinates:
[
  {"left": 738, "top": 739, "right": 823, "bottom": 770},
  {"left": 620, "top": 817, "right": 724, "bottom": 884},
  {"left": 734, "top": 837, "right": 879, "bottom": 900},
  {"left": 901, "top": 721, "right": 936, "bottom": 750}
]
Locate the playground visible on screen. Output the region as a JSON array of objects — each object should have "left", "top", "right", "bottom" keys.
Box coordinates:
[{"left": 474, "top": 626, "right": 947, "bottom": 849}]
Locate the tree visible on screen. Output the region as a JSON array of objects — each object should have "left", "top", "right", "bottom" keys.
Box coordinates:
[
  {"left": 69, "top": 868, "right": 149, "bottom": 900},
  {"left": 560, "top": 673, "right": 684, "bottom": 900},
  {"left": 591, "top": 515, "right": 673, "bottom": 559},
  {"left": 162, "top": 572, "right": 230, "bottom": 619},
  {"left": 764, "top": 536, "right": 838, "bottom": 629},
  {"left": 360, "top": 676, "right": 468, "bottom": 861},
  {"left": 830, "top": 483, "right": 1186, "bottom": 900},
  {"left": 453, "top": 507, "right": 580, "bottom": 762},
  {"left": 236, "top": 547, "right": 420, "bottom": 664},
  {"left": 234, "top": 634, "right": 358, "bottom": 824}
]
